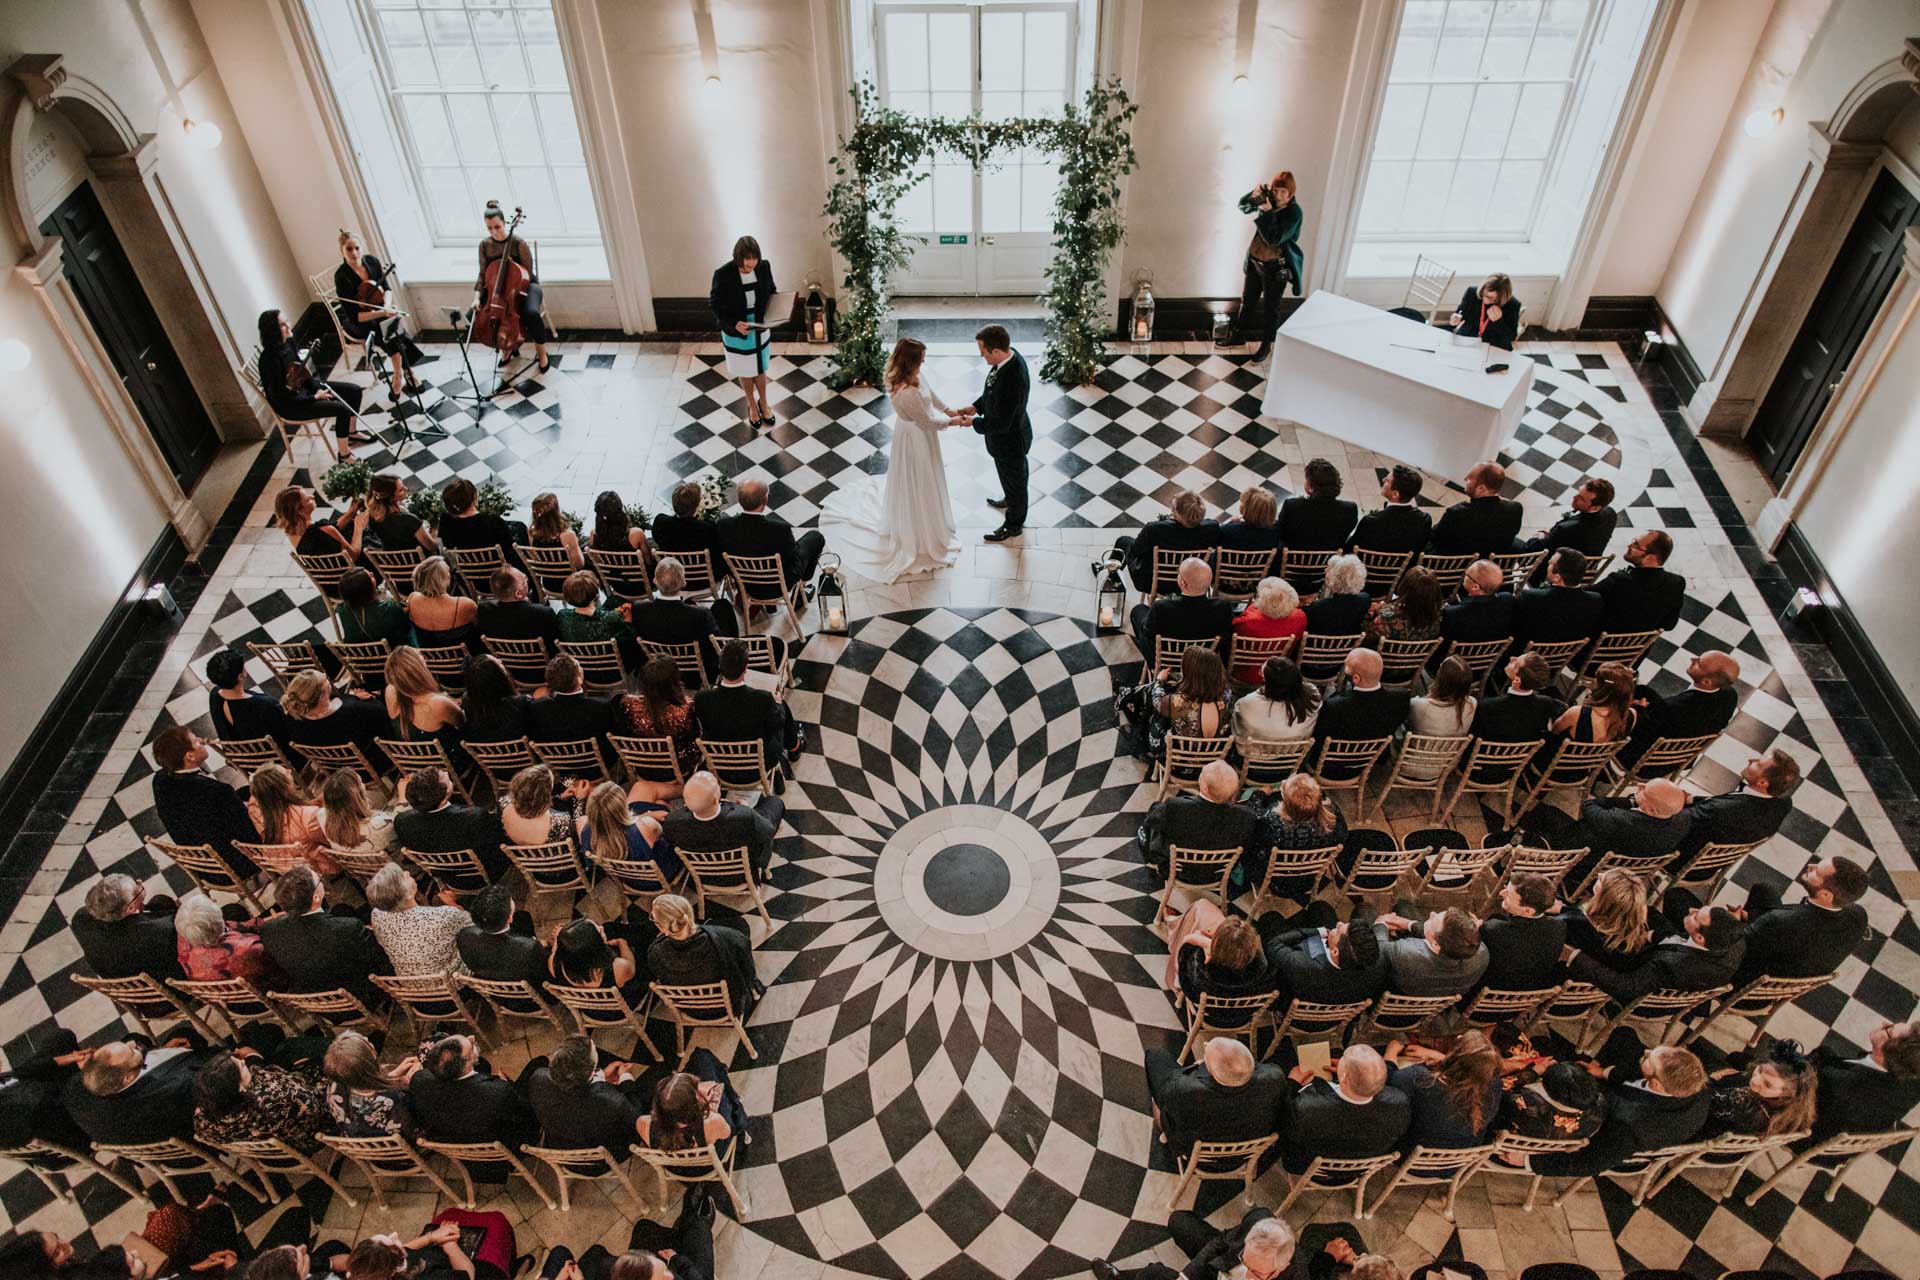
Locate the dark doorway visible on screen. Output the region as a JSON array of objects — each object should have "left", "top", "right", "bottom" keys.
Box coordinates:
[
  {"left": 41, "top": 182, "right": 218, "bottom": 488},
  {"left": 1750, "top": 169, "right": 1920, "bottom": 487}
]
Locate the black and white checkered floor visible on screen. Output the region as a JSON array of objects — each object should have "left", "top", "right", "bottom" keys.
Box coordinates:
[{"left": 2, "top": 337, "right": 1915, "bottom": 1279}]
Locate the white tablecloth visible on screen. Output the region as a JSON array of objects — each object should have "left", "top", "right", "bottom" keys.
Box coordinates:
[{"left": 1260, "top": 290, "right": 1534, "bottom": 478}]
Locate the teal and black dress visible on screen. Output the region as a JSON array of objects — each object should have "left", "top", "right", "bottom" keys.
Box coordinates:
[
  {"left": 711, "top": 259, "right": 775, "bottom": 378},
  {"left": 1236, "top": 189, "right": 1305, "bottom": 342}
]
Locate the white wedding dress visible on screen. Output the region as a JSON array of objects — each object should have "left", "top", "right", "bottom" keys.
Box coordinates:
[{"left": 820, "top": 376, "right": 963, "bottom": 582}]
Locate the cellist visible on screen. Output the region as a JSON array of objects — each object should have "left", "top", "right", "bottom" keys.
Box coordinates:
[
  {"left": 475, "top": 200, "right": 552, "bottom": 374},
  {"left": 335, "top": 230, "right": 429, "bottom": 403}
]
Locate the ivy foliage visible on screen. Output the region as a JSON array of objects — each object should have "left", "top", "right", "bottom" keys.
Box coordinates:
[{"left": 822, "top": 79, "right": 1138, "bottom": 389}]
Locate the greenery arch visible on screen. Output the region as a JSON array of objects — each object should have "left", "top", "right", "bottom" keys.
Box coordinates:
[{"left": 822, "top": 79, "right": 1138, "bottom": 389}]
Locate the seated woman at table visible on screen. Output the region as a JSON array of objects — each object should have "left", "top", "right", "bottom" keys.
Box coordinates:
[{"left": 1450, "top": 273, "right": 1520, "bottom": 351}]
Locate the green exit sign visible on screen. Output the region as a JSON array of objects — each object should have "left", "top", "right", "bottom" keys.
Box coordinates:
[{"left": 938, "top": 233, "right": 968, "bottom": 245}]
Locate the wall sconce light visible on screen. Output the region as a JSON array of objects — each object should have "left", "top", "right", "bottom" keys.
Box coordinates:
[
  {"left": 1743, "top": 107, "right": 1784, "bottom": 138},
  {"left": 0, "top": 338, "right": 30, "bottom": 372},
  {"left": 704, "top": 75, "right": 722, "bottom": 97},
  {"left": 182, "top": 117, "right": 223, "bottom": 150},
  {"left": 1231, "top": 74, "right": 1250, "bottom": 107}
]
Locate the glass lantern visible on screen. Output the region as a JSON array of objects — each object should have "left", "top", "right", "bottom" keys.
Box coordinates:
[
  {"left": 1211, "top": 308, "right": 1234, "bottom": 346},
  {"left": 1130, "top": 270, "right": 1156, "bottom": 345},
  {"left": 803, "top": 272, "right": 829, "bottom": 343},
  {"left": 816, "top": 553, "right": 849, "bottom": 634},
  {"left": 1092, "top": 554, "right": 1127, "bottom": 631}
]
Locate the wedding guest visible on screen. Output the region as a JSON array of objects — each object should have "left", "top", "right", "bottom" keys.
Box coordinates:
[
  {"left": 529, "top": 492, "right": 585, "bottom": 572},
  {"left": 629, "top": 558, "right": 732, "bottom": 678},
  {"left": 1597, "top": 530, "right": 1686, "bottom": 634},
  {"left": 1809, "top": 1019, "right": 1920, "bottom": 1141},
  {"left": 1234, "top": 656, "right": 1321, "bottom": 749},
  {"left": 1374, "top": 906, "right": 1488, "bottom": 998},
  {"left": 205, "top": 648, "right": 290, "bottom": 746},
  {"left": 383, "top": 646, "right": 467, "bottom": 765},
  {"left": 1726, "top": 855, "right": 1869, "bottom": 985},
  {"left": 1703, "top": 1041, "right": 1818, "bottom": 1139},
  {"left": 1403, "top": 657, "right": 1476, "bottom": 777},
  {"left": 1387, "top": 1031, "right": 1503, "bottom": 1147},
  {"left": 1148, "top": 646, "right": 1233, "bottom": 759},
  {"left": 405, "top": 556, "right": 480, "bottom": 652},
  {"left": 1136, "top": 760, "right": 1262, "bottom": 883},
  {"left": 1439, "top": 560, "right": 1514, "bottom": 644},
  {"left": 589, "top": 489, "right": 654, "bottom": 563},
  {"left": 1118, "top": 489, "right": 1221, "bottom": 593},
  {"left": 663, "top": 771, "right": 780, "bottom": 884},
  {"left": 617, "top": 658, "right": 702, "bottom": 781},
  {"left": 1253, "top": 773, "right": 1347, "bottom": 898},
  {"left": 648, "top": 894, "right": 757, "bottom": 1018},
  {"left": 275, "top": 484, "right": 366, "bottom": 564},
  {"left": 437, "top": 476, "right": 528, "bottom": 572},
  {"left": 366, "top": 473, "right": 437, "bottom": 555},
  {"left": 247, "top": 763, "right": 326, "bottom": 863},
  {"left": 1561, "top": 868, "right": 1654, "bottom": 972},
  {"left": 1479, "top": 872, "right": 1567, "bottom": 991},
  {"left": 321, "top": 1030, "right": 419, "bottom": 1139},
  {"left": 1499, "top": 1059, "right": 1604, "bottom": 1141},
  {"left": 318, "top": 765, "right": 394, "bottom": 873},
  {"left": 1149, "top": 1037, "right": 1288, "bottom": 1159},
  {"left": 1134, "top": 558, "right": 1235, "bottom": 661},
  {"left": 1279, "top": 458, "right": 1358, "bottom": 553},
  {"left": 653, "top": 480, "right": 719, "bottom": 579},
  {"left": 1365, "top": 566, "right": 1443, "bottom": 645},
  {"left": 501, "top": 765, "right": 575, "bottom": 847},
  {"left": 550, "top": 917, "right": 646, "bottom": 1005},
  {"left": 192, "top": 1049, "right": 327, "bottom": 1149},
  {"left": 1351, "top": 466, "right": 1432, "bottom": 556},
  {"left": 1517, "top": 477, "right": 1616, "bottom": 558},
  {"left": 174, "top": 891, "right": 278, "bottom": 986},
  {"left": 635, "top": 1054, "right": 749, "bottom": 1167},
  {"left": 258, "top": 866, "right": 383, "bottom": 1003},
  {"left": 1218, "top": 485, "right": 1283, "bottom": 557},
  {"left": 1620, "top": 650, "right": 1741, "bottom": 769},
  {"left": 1230, "top": 577, "right": 1307, "bottom": 683},
  {"left": 1280, "top": 1045, "right": 1410, "bottom": 1173},
  {"left": 1166, "top": 911, "right": 1272, "bottom": 1032},
  {"left": 1513, "top": 549, "right": 1604, "bottom": 644},
  {"left": 461, "top": 654, "right": 534, "bottom": 742},
  {"left": 715, "top": 479, "right": 826, "bottom": 600},
  {"left": 1305, "top": 555, "right": 1371, "bottom": 635},
  {"left": 365, "top": 862, "right": 472, "bottom": 977},
  {"left": 335, "top": 568, "right": 416, "bottom": 648},
  {"left": 694, "top": 641, "right": 789, "bottom": 779},
  {"left": 578, "top": 778, "right": 680, "bottom": 885},
  {"left": 151, "top": 727, "right": 259, "bottom": 877},
  {"left": 1429, "top": 463, "right": 1522, "bottom": 557},
  {"left": 457, "top": 885, "right": 546, "bottom": 987},
  {"left": 74, "top": 873, "right": 183, "bottom": 982},
  {"left": 1314, "top": 649, "right": 1410, "bottom": 768},
  {"left": 557, "top": 569, "right": 638, "bottom": 663},
  {"left": 477, "top": 567, "right": 560, "bottom": 648}
]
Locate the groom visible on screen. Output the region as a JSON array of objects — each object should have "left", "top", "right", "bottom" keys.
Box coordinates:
[{"left": 957, "top": 324, "right": 1033, "bottom": 543}]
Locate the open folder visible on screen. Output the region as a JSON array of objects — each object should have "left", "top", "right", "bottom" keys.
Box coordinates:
[{"left": 747, "top": 291, "right": 798, "bottom": 329}]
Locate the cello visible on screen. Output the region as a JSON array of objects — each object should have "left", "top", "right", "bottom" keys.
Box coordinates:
[{"left": 470, "top": 204, "right": 530, "bottom": 356}]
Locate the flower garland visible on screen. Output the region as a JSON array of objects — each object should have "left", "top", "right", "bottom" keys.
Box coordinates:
[{"left": 822, "top": 79, "right": 1138, "bottom": 389}]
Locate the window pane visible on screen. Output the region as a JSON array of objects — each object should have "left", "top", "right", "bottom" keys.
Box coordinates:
[
  {"left": 472, "top": 8, "right": 527, "bottom": 86},
  {"left": 402, "top": 96, "right": 459, "bottom": 165},
  {"left": 422, "top": 167, "right": 472, "bottom": 238},
  {"left": 536, "top": 95, "right": 584, "bottom": 163},
  {"left": 1490, "top": 158, "right": 1542, "bottom": 226},
  {"left": 495, "top": 93, "right": 541, "bottom": 160},
  {"left": 1406, "top": 160, "right": 1456, "bottom": 224},
  {"left": 932, "top": 162, "right": 970, "bottom": 233},
  {"left": 1359, "top": 160, "right": 1411, "bottom": 234},
  {"left": 981, "top": 90, "right": 1020, "bottom": 120},
  {"left": 518, "top": 9, "right": 565, "bottom": 86},
  {"left": 897, "top": 162, "right": 934, "bottom": 231},
  {"left": 930, "top": 91, "right": 970, "bottom": 118},
  {"left": 1023, "top": 90, "right": 1064, "bottom": 119},
  {"left": 508, "top": 165, "right": 557, "bottom": 222},
  {"left": 1021, "top": 163, "right": 1059, "bottom": 232},
  {"left": 1394, "top": 1, "right": 1444, "bottom": 78},
  {"left": 1506, "top": 82, "right": 1564, "bottom": 157},
  {"left": 928, "top": 13, "right": 970, "bottom": 91},
  {"left": 446, "top": 93, "right": 502, "bottom": 163},
  {"left": 1375, "top": 84, "right": 1425, "bottom": 159},
  {"left": 379, "top": 11, "right": 435, "bottom": 86},
  {"left": 889, "top": 90, "right": 930, "bottom": 117},
  {"left": 468, "top": 164, "right": 509, "bottom": 216},
  {"left": 426, "top": 10, "right": 484, "bottom": 85},
  {"left": 981, "top": 167, "right": 1020, "bottom": 232},
  {"left": 1024, "top": 11, "right": 1068, "bottom": 90},
  {"left": 554, "top": 166, "right": 600, "bottom": 236},
  {"left": 1442, "top": 159, "right": 1499, "bottom": 230},
  {"left": 884, "top": 13, "right": 928, "bottom": 93},
  {"left": 1460, "top": 83, "right": 1518, "bottom": 157},
  {"left": 1436, "top": 0, "right": 1493, "bottom": 79},
  {"left": 1527, "top": 0, "right": 1587, "bottom": 77},
  {"left": 981, "top": 11, "right": 1021, "bottom": 91},
  {"left": 1415, "top": 83, "right": 1473, "bottom": 159},
  {"left": 1482, "top": 0, "right": 1539, "bottom": 76}
]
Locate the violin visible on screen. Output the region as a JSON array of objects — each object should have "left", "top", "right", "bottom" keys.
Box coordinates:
[{"left": 470, "top": 205, "right": 529, "bottom": 356}]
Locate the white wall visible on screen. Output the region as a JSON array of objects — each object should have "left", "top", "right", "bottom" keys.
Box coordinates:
[{"left": 0, "top": 0, "right": 305, "bottom": 776}]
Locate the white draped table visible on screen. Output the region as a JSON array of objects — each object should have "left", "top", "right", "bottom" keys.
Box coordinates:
[{"left": 1260, "top": 290, "right": 1534, "bottom": 478}]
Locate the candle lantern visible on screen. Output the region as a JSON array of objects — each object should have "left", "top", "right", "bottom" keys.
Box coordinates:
[
  {"left": 1092, "top": 554, "right": 1127, "bottom": 631},
  {"left": 816, "top": 553, "right": 849, "bottom": 634},
  {"left": 1130, "top": 270, "right": 1156, "bottom": 345},
  {"left": 1211, "top": 308, "right": 1234, "bottom": 347},
  {"left": 803, "top": 272, "right": 829, "bottom": 343}
]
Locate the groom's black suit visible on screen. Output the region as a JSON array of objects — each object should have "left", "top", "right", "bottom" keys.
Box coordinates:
[{"left": 972, "top": 349, "right": 1034, "bottom": 531}]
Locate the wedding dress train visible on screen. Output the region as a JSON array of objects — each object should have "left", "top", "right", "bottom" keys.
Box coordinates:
[{"left": 819, "top": 376, "right": 963, "bottom": 582}]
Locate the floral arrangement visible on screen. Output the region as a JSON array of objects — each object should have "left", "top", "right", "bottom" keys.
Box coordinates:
[
  {"left": 317, "top": 458, "right": 373, "bottom": 505},
  {"left": 693, "top": 471, "right": 730, "bottom": 522}
]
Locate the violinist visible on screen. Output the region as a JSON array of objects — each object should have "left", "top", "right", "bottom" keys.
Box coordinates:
[
  {"left": 335, "top": 230, "right": 428, "bottom": 403},
  {"left": 475, "top": 201, "right": 551, "bottom": 373},
  {"left": 256, "top": 309, "right": 373, "bottom": 461}
]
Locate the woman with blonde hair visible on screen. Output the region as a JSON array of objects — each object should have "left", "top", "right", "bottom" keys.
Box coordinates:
[
  {"left": 382, "top": 646, "right": 466, "bottom": 770},
  {"left": 528, "top": 491, "right": 585, "bottom": 571},
  {"left": 333, "top": 229, "right": 425, "bottom": 403},
  {"left": 576, "top": 778, "right": 681, "bottom": 885},
  {"left": 275, "top": 484, "right": 366, "bottom": 563},
  {"left": 1565, "top": 867, "right": 1652, "bottom": 969},
  {"left": 1229, "top": 576, "right": 1307, "bottom": 683},
  {"left": 818, "top": 335, "right": 963, "bottom": 582},
  {"left": 280, "top": 669, "right": 392, "bottom": 775},
  {"left": 647, "top": 892, "right": 757, "bottom": 1017},
  {"left": 501, "top": 763, "right": 574, "bottom": 847},
  {"left": 365, "top": 472, "right": 436, "bottom": 555},
  {"left": 321, "top": 1030, "right": 420, "bottom": 1138},
  {"left": 404, "top": 556, "right": 479, "bottom": 651},
  {"left": 1219, "top": 485, "right": 1283, "bottom": 557}
]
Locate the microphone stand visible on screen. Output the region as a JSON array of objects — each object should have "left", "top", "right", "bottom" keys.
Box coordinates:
[
  {"left": 441, "top": 305, "right": 500, "bottom": 412},
  {"left": 367, "top": 258, "right": 446, "bottom": 455}
]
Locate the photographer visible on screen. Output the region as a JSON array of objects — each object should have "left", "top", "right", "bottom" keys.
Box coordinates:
[{"left": 1234, "top": 170, "right": 1305, "bottom": 360}]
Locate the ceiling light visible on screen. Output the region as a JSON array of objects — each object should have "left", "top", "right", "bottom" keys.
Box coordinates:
[
  {"left": 1743, "top": 107, "right": 1784, "bottom": 138},
  {"left": 182, "top": 117, "right": 223, "bottom": 150}
]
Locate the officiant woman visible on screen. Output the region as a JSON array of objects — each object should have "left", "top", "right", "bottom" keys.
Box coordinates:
[{"left": 710, "top": 235, "right": 779, "bottom": 431}]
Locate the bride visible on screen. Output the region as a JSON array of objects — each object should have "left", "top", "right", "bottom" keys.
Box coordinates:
[{"left": 819, "top": 337, "right": 964, "bottom": 582}]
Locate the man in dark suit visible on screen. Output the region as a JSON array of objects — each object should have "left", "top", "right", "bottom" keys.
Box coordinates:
[
  {"left": 150, "top": 727, "right": 260, "bottom": 878},
  {"left": 64, "top": 1039, "right": 213, "bottom": 1147},
  {"left": 408, "top": 1034, "right": 540, "bottom": 1173},
  {"left": 525, "top": 654, "right": 617, "bottom": 745},
  {"left": 1441, "top": 560, "right": 1516, "bottom": 644},
  {"left": 1517, "top": 477, "right": 1618, "bottom": 558},
  {"left": 1131, "top": 558, "right": 1235, "bottom": 660},
  {"left": 456, "top": 884, "right": 548, "bottom": 986},
  {"left": 957, "top": 324, "right": 1034, "bottom": 542},
  {"left": 715, "top": 477, "right": 825, "bottom": 592},
  {"left": 1513, "top": 550, "right": 1605, "bottom": 644},
  {"left": 1349, "top": 464, "right": 1432, "bottom": 556},
  {"left": 662, "top": 771, "right": 782, "bottom": 883},
  {"left": 1478, "top": 872, "right": 1568, "bottom": 991},
  {"left": 1676, "top": 749, "right": 1799, "bottom": 858},
  {"left": 1471, "top": 653, "right": 1561, "bottom": 750},
  {"left": 1280, "top": 1044, "right": 1411, "bottom": 1173},
  {"left": 393, "top": 767, "right": 509, "bottom": 885},
  {"left": 629, "top": 557, "right": 740, "bottom": 680},
  {"left": 1809, "top": 1019, "right": 1920, "bottom": 1141},
  {"left": 1263, "top": 909, "right": 1390, "bottom": 1008},
  {"left": 73, "top": 873, "right": 183, "bottom": 982},
  {"left": 1597, "top": 529, "right": 1686, "bottom": 634},
  {"left": 1725, "top": 856, "right": 1869, "bottom": 985},
  {"left": 1137, "top": 761, "right": 1261, "bottom": 880},
  {"left": 205, "top": 648, "right": 290, "bottom": 746},
  {"left": 694, "top": 641, "right": 788, "bottom": 787},
  {"left": 1094, "top": 1209, "right": 1346, "bottom": 1280},
  {"left": 1566, "top": 900, "right": 1744, "bottom": 1002},
  {"left": 477, "top": 567, "right": 560, "bottom": 646},
  {"left": 1145, "top": 1036, "right": 1287, "bottom": 1159},
  {"left": 1116, "top": 489, "right": 1221, "bottom": 593},
  {"left": 0, "top": 1027, "right": 93, "bottom": 1153},
  {"left": 651, "top": 480, "right": 721, "bottom": 581},
  {"left": 1315, "top": 650, "right": 1411, "bottom": 770},
  {"left": 1619, "top": 650, "right": 1740, "bottom": 769},
  {"left": 258, "top": 866, "right": 385, "bottom": 1002},
  {"left": 1278, "top": 457, "right": 1359, "bottom": 551},
  {"left": 1428, "top": 462, "right": 1523, "bottom": 556},
  {"left": 1532, "top": 779, "right": 1694, "bottom": 888},
  {"left": 1531, "top": 1045, "right": 1709, "bottom": 1175},
  {"left": 528, "top": 1033, "right": 644, "bottom": 1157}
]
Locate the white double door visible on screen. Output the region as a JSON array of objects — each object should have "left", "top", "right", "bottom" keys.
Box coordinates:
[{"left": 877, "top": 2, "right": 1076, "bottom": 295}]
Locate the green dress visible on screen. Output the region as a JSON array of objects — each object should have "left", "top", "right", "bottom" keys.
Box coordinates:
[{"left": 338, "top": 599, "right": 416, "bottom": 647}]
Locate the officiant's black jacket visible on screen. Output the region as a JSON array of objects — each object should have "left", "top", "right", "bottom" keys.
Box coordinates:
[{"left": 709, "top": 259, "right": 775, "bottom": 332}]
